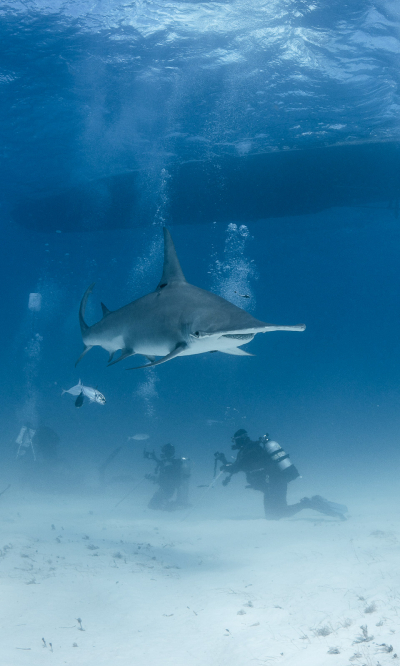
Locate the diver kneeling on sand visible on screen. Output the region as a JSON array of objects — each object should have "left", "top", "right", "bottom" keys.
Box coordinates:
[
  {"left": 144, "top": 443, "right": 191, "bottom": 511},
  {"left": 215, "top": 429, "right": 347, "bottom": 521}
]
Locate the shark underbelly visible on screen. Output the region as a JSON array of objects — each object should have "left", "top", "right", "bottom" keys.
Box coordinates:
[
  {"left": 88, "top": 334, "right": 125, "bottom": 353},
  {"left": 85, "top": 309, "right": 259, "bottom": 361},
  {"left": 134, "top": 341, "right": 175, "bottom": 356},
  {"left": 132, "top": 330, "right": 256, "bottom": 357}
]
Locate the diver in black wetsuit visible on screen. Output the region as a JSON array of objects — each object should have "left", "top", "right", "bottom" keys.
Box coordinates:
[
  {"left": 144, "top": 443, "right": 191, "bottom": 511},
  {"left": 215, "top": 429, "right": 346, "bottom": 521}
]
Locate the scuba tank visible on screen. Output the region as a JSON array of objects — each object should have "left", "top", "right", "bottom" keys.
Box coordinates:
[
  {"left": 261, "top": 436, "right": 300, "bottom": 482},
  {"left": 180, "top": 457, "right": 191, "bottom": 478}
]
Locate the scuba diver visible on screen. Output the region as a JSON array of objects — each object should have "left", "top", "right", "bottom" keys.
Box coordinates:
[
  {"left": 15, "top": 424, "right": 59, "bottom": 463},
  {"left": 14, "top": 423, "right": 62, "bottom": 489},
  {"left": 15, "top": 425, "right": 37, "bottom": 461},
  {"left": 214, "top": 429, "right": 347, "bottom": 521},
  {"left": 144, "top": 443, "right": 191, "bottom": 511}
]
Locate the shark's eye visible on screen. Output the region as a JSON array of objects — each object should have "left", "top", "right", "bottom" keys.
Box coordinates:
[{"left": 194, "top": 331, "right": 199, "bottom": 337}]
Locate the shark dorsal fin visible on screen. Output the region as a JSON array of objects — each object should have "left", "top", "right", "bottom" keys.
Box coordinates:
[
  {"left": 156, "top": 228, "right": 186, "bottom": 289},
  {"left": 101, "top": 302, "right": 111, "bottom": 317}
]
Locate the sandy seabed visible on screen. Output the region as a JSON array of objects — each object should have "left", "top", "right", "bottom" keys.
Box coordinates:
[{"left": 1, "top": 485, "right": 399, "bottom": 666}]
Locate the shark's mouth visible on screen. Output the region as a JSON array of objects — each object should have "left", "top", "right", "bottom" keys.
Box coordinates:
[{"left": 222, "top": 333, "right": 255, "bottom": 341}]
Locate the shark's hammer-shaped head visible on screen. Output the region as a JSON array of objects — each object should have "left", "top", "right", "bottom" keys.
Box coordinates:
[
  {"left": 183, "top": 296, "right": 305, "bottom": 357},
  {"left": 76, "top": 227, "right": 305, "bottom": 368}
]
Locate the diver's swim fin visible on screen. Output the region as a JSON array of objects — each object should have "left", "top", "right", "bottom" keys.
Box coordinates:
[
  {"left": 323, "top": 499, "right": 348, "bottom": 515},
  {"left": 310, "top": 495, "right": 347, "bottom": 521}
]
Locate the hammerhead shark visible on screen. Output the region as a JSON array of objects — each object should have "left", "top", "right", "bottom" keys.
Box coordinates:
[{"left": 76, "top": 228, "right": 305, "bottom": 369}]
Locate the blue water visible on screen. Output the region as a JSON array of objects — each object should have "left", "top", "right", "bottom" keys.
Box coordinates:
[
  {"left": 2, "top": 4, "right": 400, "bottom": 658},
  {"left": 1, "top": 0, "right": 400, "bottom": 224},
  {"left": 1, "top": 0, "right": 400, "bottom": 482},
  {"left": 2, "top": 3, "right": 400, "bottom": 664}
]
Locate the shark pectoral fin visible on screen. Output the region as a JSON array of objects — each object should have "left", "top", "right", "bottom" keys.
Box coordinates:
[
  {"left": 127, "top": 342, "right": 188, "bottom": 370},
  {"left": 108, "top": 348, "right": 135, "bottom": 367},
  {"left": 75, "top": 345, "right": 93, "bottom": 367},
  {"left": 220, "top": 348, "right": 255, "bottom": 356}
]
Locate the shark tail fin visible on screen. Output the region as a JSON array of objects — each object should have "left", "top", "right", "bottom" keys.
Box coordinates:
[
  {"left": 79, "top": 282, "right": 95, "bottom": 334},
  {"left": 156, "top": 228, "right": 186, "bottom": 289}
]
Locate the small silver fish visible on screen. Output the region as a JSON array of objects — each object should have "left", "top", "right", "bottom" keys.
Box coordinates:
[
  {"left": 128, "top": 434, "right": 150, "bottom": 441},
  {"left": 62, "top": 379, "right": 106, "bottom": 405}
]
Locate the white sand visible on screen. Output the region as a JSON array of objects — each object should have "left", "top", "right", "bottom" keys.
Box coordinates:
[{"left": 1, "top": 486, "right": 398, "bottom": 666}]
